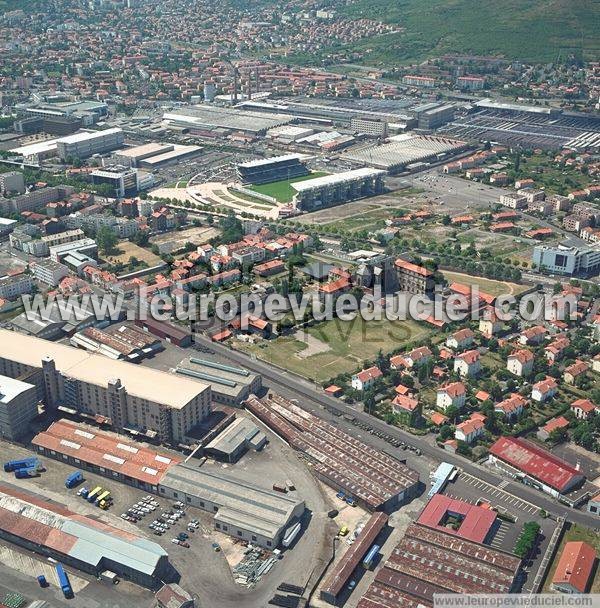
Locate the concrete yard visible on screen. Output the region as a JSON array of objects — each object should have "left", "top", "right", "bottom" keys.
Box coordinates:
[{"left": 0, "top": 409, "right": 338, "bottom": 608}]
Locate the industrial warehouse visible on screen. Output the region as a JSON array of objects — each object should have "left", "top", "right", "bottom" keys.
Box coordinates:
[
  {"left": 320, "top": 512, "right": 389, "bottom": 604},
  {"left": 175, "top": 357, "right": 262, "bottom": 405},
  {"left": 32, "top": 419, "right": 182, "bottom": 491},
  {"left": 158, "top": 462, "right": 305, "bottom": 549},
  {"left": 356, "top": 522, "right": 522, "bottom": 608},
  {"left": 342, "top": 134, "right": 468, "bottom": 173},
  {"left": 162, "top": 105, "right": 295, "bottom": 136},
  {"left": 290, "top": 168, "right": 386, "bottom": 211},
  {"left": 0, "top": 329, "right": 211, "bottom": 444},
  {"left": 488, "top": 436, "right": 589, "bottom": 506},
  {"left": 0, "top": 483, "right": 172, "bottom": 588},
  {"left": 113, "top": 142, "right": 202, "bottom": 168},
  {"left": 245, "top": 394, "right": 419, "bottom": 511}
]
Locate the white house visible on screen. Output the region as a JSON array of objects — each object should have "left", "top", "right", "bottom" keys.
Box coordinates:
[
  {"left": 446, "top": 328, "right": 475, "bottom": 351},
  {"left": 351, "top": 366, "right": 383, "bottom": 391},
  {"left": 495, "top": 393, "right": 527, "bottom": 420},
  {"left": 519, "top": 325, "right": 546, "bottom": 346},
  {"left": 506, "top": 350, "right": 534, "bottom": 377},
  {"left": 455, "top": 418, "right": 485, "bottom": 444},
  {"left": 571, "top": 398, "right": 597, "bottom": 420},
  {"left": 454, "top": 350, "right": 481, "bottom": 377},
  {"left": 531, "top": 377, "right": 558, "bottom": 402},
  {"left": 436, "top": 382, "right": 467, "bottom": 412}
]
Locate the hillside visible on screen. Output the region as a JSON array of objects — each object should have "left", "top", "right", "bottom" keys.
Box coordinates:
[{"left": 338, "top": 0, "right": 600, "bottom": 64}]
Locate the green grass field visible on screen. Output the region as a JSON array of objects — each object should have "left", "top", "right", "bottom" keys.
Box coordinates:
[
  {"left": 248, "top": 172, "right": 328, "bottom": 203},
  {"left": 235, "top": 317, "right": 432, "bottom": 382},
  {"left": 286, "top": 0, "right": 600, "bottom": 65}
]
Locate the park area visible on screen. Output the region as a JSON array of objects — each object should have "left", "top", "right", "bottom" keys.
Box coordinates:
[
  {"left": 235, "top": 317, "right": 432, "bottom": 383},
  {"left": 247, "top": 171, "right": 328, "bottom": 203}
]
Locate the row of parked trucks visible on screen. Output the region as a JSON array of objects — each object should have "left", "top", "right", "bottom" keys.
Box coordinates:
[{"left": 3, "top": 457, "right": 44, "bottom": 479}]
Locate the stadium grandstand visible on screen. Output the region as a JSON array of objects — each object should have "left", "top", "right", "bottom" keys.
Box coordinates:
[{"left": 236, "top": 154, "right": 309, "bottom": 185}]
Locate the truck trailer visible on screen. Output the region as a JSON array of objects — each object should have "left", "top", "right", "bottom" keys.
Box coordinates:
[{"left": 55, "top": 564, "right": 73, "bottom": 599}]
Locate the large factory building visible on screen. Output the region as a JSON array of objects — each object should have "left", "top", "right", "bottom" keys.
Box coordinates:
[
  {"left": 0, "top": 330, "right": 211, "bottom": 444},
  {"left": 0, "top": 483, "right": 171, "bottom": 588},
  {"left": 159, "top": 462, "right": 305, "bottom": 549}
]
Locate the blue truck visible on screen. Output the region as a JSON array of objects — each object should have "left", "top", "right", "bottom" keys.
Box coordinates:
[
  {"left": 55, "top": 564, "right": 73, "bottom": 599},
  {"left": 15, "top": 466, "right": 40, "bottom": 479},
  {"left": 37, "top": 575, "right": 48, "bottom": 588},
  {"left": 362, "top": 544, "right": 380, "bottom": 570},
  {"left": 4, "top": 457, "right": 39, "bottom": 473},
  {"left": 65, "top": 471, "right": 84, "bottom": 489}
]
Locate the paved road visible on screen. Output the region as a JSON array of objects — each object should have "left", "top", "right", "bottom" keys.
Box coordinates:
[{"left": 193, "top": 333, "right": 599, "bottom": 529}]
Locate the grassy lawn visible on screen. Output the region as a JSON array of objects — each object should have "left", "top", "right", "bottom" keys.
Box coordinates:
[
  {"left": 235, "top": 317, "right": 432, "bottom": 383},
  {"left": 543, "top": 524, "right": 600, "bottom": 593},
  {"left": 226, "top": 188, "right": 278, "bottom": 208},
  {"left": 442, "top": 270, "right": 529, "bottom": 297},
  {"left": 248, "top": 172, "right": 328, "bottom": 203}
]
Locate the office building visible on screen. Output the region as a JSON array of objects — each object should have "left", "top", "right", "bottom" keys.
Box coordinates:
[
  {"left": 91, "top": 165, "right": 139, "bottom": 197},
  {"left": 350, "top": 117, "right": 388, "bottom": 137},
  {"left": 56, "top": 128, "right": 124, "bottom": 161},
  {"left": 532, "top": 244, "right": 600, "bottom": 277},
  {"left": 0, "top": 274, "right": 33, "bottom": 299},
  {"left": 0, "top": 185, "right": 75, "bottom": 214},
  {"left": 0, "top": 330, "right": 211, "bottom": 443},
  {"left": 412, "top": 102, "right": 455, "bottom": 129},
  {"left": 158, "top": 462, "right": 304, "bottom": 548},
  {"left": 49, "top": 238, "right": 98, "bottom": 263},
  {"left": 29, "top": 258, "right": 70, "bottom": 286},
  {"left": 0, "top": 171, "right": 25, "bottom": 196},
  {"left": 0, "top": 375, "right": 38, "bottom": 440}
]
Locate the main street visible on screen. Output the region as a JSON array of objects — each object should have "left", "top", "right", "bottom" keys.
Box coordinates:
[{"left": 193, "top": 332, "right": 599, "bottom": 529}]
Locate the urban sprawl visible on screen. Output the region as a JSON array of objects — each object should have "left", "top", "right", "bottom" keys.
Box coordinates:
[{"left": 0, "top": 1, "right": 599, "bottom": 607}]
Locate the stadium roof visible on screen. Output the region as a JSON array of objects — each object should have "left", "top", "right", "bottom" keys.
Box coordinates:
[
  {"left": 0, "top": 329, "right": 209, "bottom": 409},
  {"left": 238, "top": 153, "right": 307, "bottom": 169},
  {"left": 291, "top": 168, "right": 385, "bottom": 192},
  {"left": 417, "top": 494, "right": 496, "bottom": 544},
  {"left": 489, "top": 436, "right": 584, "bottom": 493}
]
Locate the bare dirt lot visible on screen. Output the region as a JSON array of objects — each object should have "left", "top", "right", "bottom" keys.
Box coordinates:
[{"left": 104, "top": 240, "right": 163, "bottom": 267}]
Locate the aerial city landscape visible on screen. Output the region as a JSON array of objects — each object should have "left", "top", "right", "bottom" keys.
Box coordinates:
[{"left": 0, "top": 0, "right": 599, "bottom": 607}]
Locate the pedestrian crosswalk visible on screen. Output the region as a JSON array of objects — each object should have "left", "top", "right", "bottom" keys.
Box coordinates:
[{"left": 498, "top": 480, "right": 510, "bottom": 489}]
